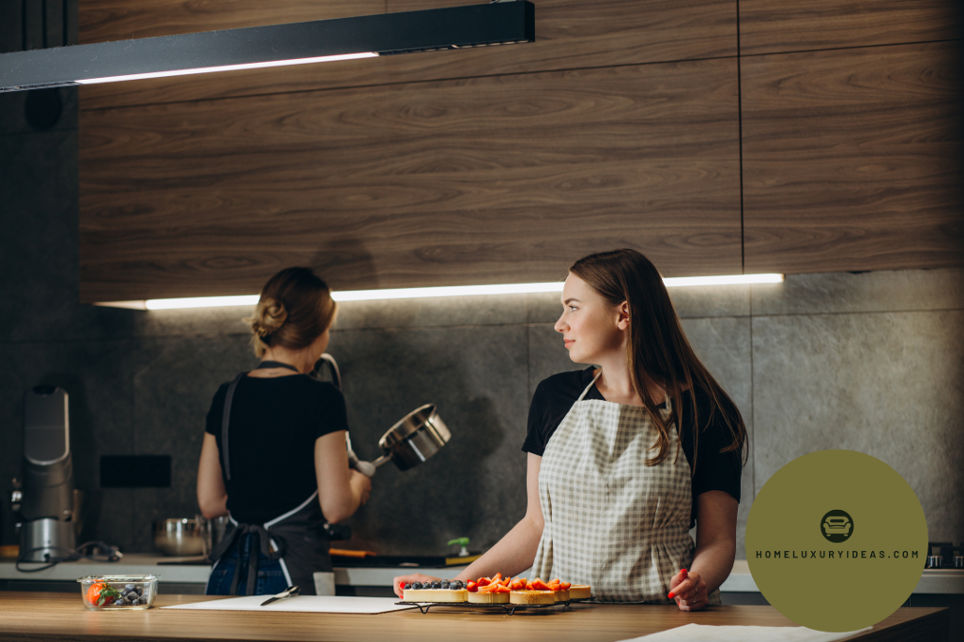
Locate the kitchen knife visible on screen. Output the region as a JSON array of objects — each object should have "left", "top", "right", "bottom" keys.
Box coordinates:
[{"left": 259, "top": 585, "right": 300, "bottom": 606}]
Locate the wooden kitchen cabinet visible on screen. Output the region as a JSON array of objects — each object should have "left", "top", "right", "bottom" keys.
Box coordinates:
[
  {"left": 78, "top": 1, "right": 737, "bottom": 109},
  {"left": 739, "top": 0, "right": 962, "bottom": 55},
  {"left": 75, "top": 0, "right": 961, "bottom": 303},
  {"left": 78, "top": 59, "right": 742, "bottom": 301},
  {"left": 741, "top": 41, "right": 963, "bottom": 274}
]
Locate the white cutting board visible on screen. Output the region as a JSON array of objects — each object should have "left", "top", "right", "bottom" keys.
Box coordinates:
[
  {"left": 164, "top": 595, "right": 416, "bottom": 614},
  {"left": 620, "top": 623, "right": 871, "bottom": 641}
]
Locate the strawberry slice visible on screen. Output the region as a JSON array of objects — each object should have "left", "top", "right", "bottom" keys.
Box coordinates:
[
  {"left": 466, "top": 580, "right": 478, "bottom": 592},
  {"left": 509, "top": 578, "right": 526, "bottom": 590},
  {"left": 476, "top": 577, "right": 491, "bottom": 587},
  {"left": 529, "top": 578, "right": 550, "bottom": 591}
]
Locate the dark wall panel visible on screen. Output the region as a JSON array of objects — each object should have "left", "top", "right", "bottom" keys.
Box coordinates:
[
  {"left": 742, "top": 42, "right": 964, "bottom": 274},
  {"left": 79, "top": 60, "right": 742, "bottom": 301}
]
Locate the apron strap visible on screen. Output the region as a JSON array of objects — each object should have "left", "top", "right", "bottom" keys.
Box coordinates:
[
  {"left": 256, "top": 360, "right": 300, "bottom": 373},
  {"left": 220, "top": 372, "right": 246, "bottom": 482},
  {"left": 212, "top": 522, "right": 287, "bottom": 595},
  {"left": 576, "top": 370, "right": 602, "bottom": 402}
]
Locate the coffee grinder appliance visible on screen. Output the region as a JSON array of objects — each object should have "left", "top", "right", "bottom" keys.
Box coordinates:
[{"left": 11, "top": 386, "right": 79, "bottom": 563}]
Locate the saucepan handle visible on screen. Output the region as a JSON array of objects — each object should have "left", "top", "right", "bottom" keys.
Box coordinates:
[{"left": 346, "top": 433, "right": 378, "bottom": 477}]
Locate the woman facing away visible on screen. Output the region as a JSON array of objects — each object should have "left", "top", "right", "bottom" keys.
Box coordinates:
[
  {"left": 394, "top": 249, "right": 746, "bottom": 610},
  {"left": 197, "top": 266, "right": 371, "bottom": 595}
]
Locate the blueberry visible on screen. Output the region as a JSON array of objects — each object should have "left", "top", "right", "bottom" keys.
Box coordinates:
[
  {"left": 411, "top": 582, "right": 421, "bottom": 589},
  {"left": 432, "top": 581, "right": 441, "bottom": 589},
  {"left": 440, "top": 580, "right": 450, "bottom": 589},
  {"left": 124, "top": 584, "right": 135, "bottom": 592}
]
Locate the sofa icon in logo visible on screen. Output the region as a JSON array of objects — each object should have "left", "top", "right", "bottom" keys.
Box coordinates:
[{"left": 821, "top": 509, "right": 854, "bottom": 543}]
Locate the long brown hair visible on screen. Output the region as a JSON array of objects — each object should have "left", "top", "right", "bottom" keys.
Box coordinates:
[
  {"left": 246, "top": 267, "right": 337, "bottom": 358},
  {"left": 570, "top": 249, "right": 747, "bottom": 468}
]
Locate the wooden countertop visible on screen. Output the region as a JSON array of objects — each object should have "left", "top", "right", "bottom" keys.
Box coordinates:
[{"left": 0, "top": 593, "right": 949, "bottom": 641}]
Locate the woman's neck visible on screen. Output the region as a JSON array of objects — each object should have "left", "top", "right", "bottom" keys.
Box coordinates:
[{"left": 594, "top": 356, "right": 664, "bottom": 406}]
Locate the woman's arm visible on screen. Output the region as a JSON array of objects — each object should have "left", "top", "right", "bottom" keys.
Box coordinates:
[
  {"left": 392, "top": 453, "right": 544, "bottom": 596},
  {"left": 196, "top": 433, "right": 228, "bottom": 519},
  {"left": 315, "top": 430, "right": 372, "bottom": 524},
  {"left": 669, "top": 489, "right": 737, "bottom": 611},
  {"left": 456, "top": 453, "right": 545, "bottom": 580}
]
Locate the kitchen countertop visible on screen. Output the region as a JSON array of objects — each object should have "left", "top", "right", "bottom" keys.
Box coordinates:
[
  {"left": 2, "top": 556, "right": 962, "bottom": 594},
  {"left": 0, "top": 592, "right": 950, "bottom": 641}
]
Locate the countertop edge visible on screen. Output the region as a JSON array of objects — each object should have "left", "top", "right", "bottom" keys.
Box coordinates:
[{"left": 2, "top": 556, "right": 962, "bottom": 594}]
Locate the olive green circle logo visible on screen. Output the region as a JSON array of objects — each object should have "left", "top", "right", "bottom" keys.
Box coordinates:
[
  {"left": 820, "top": 509, "right": 854, "bottom": 543},
  {"left": 746, "top": 450, "right": 927, "bottom": 632}
]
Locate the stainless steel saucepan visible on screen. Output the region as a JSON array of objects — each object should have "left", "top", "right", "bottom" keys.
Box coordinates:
[
  {"left": 153, "top": 517, "right": 209, "bottom": 557},
  {"left": 348, "top": 404, "right": 451, "bottom": 477}
]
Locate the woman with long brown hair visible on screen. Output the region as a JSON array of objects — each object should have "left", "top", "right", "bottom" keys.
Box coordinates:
[
  {"left": 197, "top": 267, "right": 371, "bottom": 596},
  {"left": 394, "top": 249, "right": 746, "bottom": 609}
]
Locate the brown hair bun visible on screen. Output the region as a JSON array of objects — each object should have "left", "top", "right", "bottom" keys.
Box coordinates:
[{"left": 245, "top": 267, "right": 336, "bottom": 358}]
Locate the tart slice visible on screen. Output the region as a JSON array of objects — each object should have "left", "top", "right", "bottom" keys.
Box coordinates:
[
  {"left": 509, "top": 589, "right": 555, "bottom": 605},
  {"left": 547, "top": 578, "right": 571, "bottom": 602},
  {"left": 467, "top": 575, "right": 511, "bottom": 604},
  {"left": 468, "top": 581, "right": 510, "bottom": 604},
  {"left": 401, "top": 580, "right": 468, "bottom": 603}
]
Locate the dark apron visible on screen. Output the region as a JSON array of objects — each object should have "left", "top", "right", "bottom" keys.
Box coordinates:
[{"left": 207, "top": 364, "right": 332, "bottom": 595}]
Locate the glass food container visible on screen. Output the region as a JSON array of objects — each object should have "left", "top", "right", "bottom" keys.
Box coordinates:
[{"left": 77, "top": 574, "right": 158, "bottom": 610}]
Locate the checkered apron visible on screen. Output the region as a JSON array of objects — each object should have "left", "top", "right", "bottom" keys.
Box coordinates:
[{"left": 532, "top": 374, "right": 694, "bottom": 602}]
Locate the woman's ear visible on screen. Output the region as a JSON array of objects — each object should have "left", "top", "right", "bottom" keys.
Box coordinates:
[{"left": 616, "top": 301, "right": 631, "bottom": 330}]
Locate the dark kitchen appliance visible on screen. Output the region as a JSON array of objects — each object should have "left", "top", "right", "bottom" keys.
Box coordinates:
[{"left": 12, "top": 386, "right": 81, "bottom": 563}]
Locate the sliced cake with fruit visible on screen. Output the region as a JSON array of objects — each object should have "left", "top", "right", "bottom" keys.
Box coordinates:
[{"left": 401, "top": 579, "right": 468, "bottom": 603}]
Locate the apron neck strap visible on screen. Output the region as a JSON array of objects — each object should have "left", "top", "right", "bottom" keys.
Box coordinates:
[
  {"left": 577, "top": 370, "right": 602, "bottom": 402},
  {"left": 256, "top": 360, "right": 300, "bottom": 373}
]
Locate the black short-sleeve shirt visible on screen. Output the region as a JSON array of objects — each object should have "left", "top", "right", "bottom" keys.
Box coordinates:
[
  {"left": 523, "top": 367, "right": 742, "bottom": 523},
  {"left": 205, "top": 374, "right": 348, "bottom": 524}
]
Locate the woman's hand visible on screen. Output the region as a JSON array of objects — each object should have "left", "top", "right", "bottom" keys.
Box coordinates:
[
  {"left": 668, "top": 568, "right": 708, "bottom": 611},
  {"left": 392, "top": 573, "right": 440, "bottom": 598}
]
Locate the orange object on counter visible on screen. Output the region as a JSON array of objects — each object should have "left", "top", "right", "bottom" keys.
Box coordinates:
[{"left": 328, "top": 548, "right": 376, "bottom": 558}]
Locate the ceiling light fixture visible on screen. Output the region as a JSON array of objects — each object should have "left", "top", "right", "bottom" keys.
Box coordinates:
[
  {"left": 0, "top": 1, "right": 535, "bottom": 93},
  {"left": 93, "top": 274, "right": 784, "bottom": 310}
]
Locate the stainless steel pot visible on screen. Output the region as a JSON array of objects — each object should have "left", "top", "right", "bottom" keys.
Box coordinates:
[
  {"left": 349, "top": 404, "right": 451, "bottom": 476},
  {"left": 153, "top": 517, "right": 209, "bottom": 557}
]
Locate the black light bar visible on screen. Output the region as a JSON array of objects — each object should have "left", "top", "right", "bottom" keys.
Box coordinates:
[{"left": 0, "top": 1, "right": 534, "bottom": 93}]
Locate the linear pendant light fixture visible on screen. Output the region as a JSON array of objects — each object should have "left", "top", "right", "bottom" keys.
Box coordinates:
[
  {"left": 0, "top": 1, "right": 535, "bottom": 93},
  {"left": 94, "top": 274, "right": 785, "bottom": 310}
]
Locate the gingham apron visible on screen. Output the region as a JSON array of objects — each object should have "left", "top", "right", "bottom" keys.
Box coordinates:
[{"left": 532, "top": 372, "right": 694, "bottom": 602}]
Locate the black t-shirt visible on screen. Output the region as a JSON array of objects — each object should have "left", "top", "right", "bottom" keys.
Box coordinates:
[
  {"left": 205, "top": 374, "right": 348, "bottom": 524},
  {"left": 523, "top": 367, "right": 742, "bottom": 523}
]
